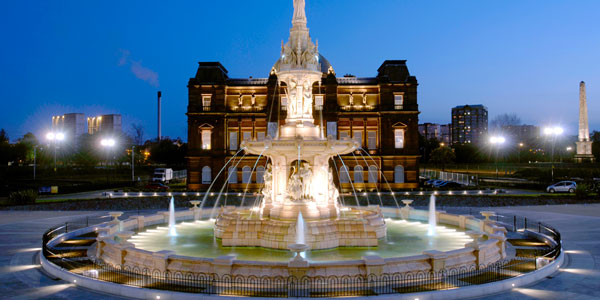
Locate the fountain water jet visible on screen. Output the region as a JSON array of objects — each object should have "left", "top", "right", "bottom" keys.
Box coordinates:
[
  {"left": 296, "top": 212, "right": 306, "bottom": 244},
  {"left": 168, "top": 197, "right": 177, "bottom": 237},
  {"left": 427, "top": 195, "right": 437, "bottom": 236}
]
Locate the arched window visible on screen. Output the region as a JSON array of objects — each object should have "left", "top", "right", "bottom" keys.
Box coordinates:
[
  {"left": 256, "top": 166, "right": 265, "bottom": 184},
  {"left": 242, "top": 166, "right": 252, "bottom": 184},
  {"left": 339, "top": 166, "right": 350, "bottom": 183},
  {"left": 354, "top": 165, "right": 364, "bottom": 183},
  {"left": 228, "top": 167, "right": 237, "bottom": 183},
  {"left": 394, "top": 165, "right": 405, "bottom": 183},
  {"left": 201, "top": 166, "right": 211, "bottom": 184},
  {"left": 368, "top": 165, "right": 378, "bottom": 183}
]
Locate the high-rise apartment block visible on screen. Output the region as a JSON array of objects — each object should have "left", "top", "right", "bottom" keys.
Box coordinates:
[{"left": 451, "top": 105, "right": 488, "bottom": 145}]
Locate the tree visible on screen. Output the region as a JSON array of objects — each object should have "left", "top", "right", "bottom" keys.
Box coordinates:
[
  {"left": 490, "top": 113, "right": 521, "bottom": 130},
  {"left": 592, "top": 131, "right": 600, "bottom": 159},
  {"left": 454, "top": 144, "right": 485, "bottom": 164},
  {"left": 131, "top": 123, "right": 144, "bottom": 146},
  {"left": 429, "top": 147, "right": 455, "bottom": 171},
  {"left": 0, "top": 129, "right": 8, "bottom": 143}
]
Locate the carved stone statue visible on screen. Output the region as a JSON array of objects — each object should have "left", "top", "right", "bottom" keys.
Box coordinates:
[
  {"left": 328, "top": 168, "right": 339, "bottom": 204},
  {"left": 299, "top": 162, "right": 312, "bottom": 198},
  {"left": 288, "top": 80, "right": 297, "bottom": 113},
  {"left": 261, "top": 163, "right": 273, "bottom": 202},
  {"left": 349, "top": 93, "right": 354, "bottom": 106},
  {"left": 287, "top": 165, "right": 303, "bottom": 201},
  {"left": 302, "top": 81, "right": 312, "bottom": 115},
  {"left": 293, "top": 0, "right": 306, "bottom": 23}
]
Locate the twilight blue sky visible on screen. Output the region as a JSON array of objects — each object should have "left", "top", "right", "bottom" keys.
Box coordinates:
[{"left": 1, "top": 0, "right": 599, "bottom": 142}]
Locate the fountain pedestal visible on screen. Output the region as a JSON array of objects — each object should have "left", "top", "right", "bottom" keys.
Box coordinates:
[{"left": 288, "top": 243, "right": 310, "bottom": 268}]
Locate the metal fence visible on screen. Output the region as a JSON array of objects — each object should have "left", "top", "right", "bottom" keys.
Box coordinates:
[
  {"left": 42, "top": 211, "right": 561, "bottom": 297},
  {"left": 421, "top": 169, "right": 475, "bottom": 186}
]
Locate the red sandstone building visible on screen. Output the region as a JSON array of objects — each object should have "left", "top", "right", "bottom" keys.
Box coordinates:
[{"left": 186, "top": 59, "right": 420, "bottom": 192}]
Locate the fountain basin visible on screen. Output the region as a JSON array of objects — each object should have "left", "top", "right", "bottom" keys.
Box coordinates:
[{"left": 94, "top": 207, "right": 508, "bottom": 280}]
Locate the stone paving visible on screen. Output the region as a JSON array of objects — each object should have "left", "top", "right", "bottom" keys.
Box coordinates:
[{"left": 1, "top": 205, "right": 599, "bottom": 299}]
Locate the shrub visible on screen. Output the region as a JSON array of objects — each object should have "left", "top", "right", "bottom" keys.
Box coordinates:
[
  {"left": 7, "top": 189, "right": 37, "bottom": 205},
  {"left": 575, "top": 183, "right": 591, "bottom": 199}
]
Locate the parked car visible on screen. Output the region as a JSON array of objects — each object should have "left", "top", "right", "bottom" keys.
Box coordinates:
[
  {"left": 546, "top": 181, "right": 577, "bottom": 193},
  {"left": 144, "top": 182, "right": 170, "bottom": 191}
]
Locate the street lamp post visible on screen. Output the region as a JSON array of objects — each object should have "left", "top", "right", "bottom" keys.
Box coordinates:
[
  {"left": 46, "top": 132, "right": 65, "bottom": 173},
  {"left": 489, "top": 136, "right": 506, "bottom": 182},
  {"left": 518, "top": 143, "right": 524, "bottom": 164},
  {"left": 544, "top": 127, "right": 563, "bottom": 182},
  {"left": 131, "top": 145, "right": 135, "bottom": 182}
]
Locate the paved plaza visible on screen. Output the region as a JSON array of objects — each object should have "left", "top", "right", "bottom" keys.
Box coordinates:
[{"left": 1, "top": 205, "right": 599, "bottom": 299}]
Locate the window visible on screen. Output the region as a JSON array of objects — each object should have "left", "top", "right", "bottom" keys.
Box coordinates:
[
  {"left": 242, "top": 131, "right": 252, "bottom": 142},
  {"left": 353, "top": 131, "right": 363, "bottom": 146},
  {"left": 201, "top": 130, "right": 211, "bottom": 150},
  {"left": 229, "top": 132, "right": 238, "bottom": 151},
  {"left": 327, "top": 122, "right": 337, "bottom": 138},
  {"left": 340, "top": 131, "right": 350, "bottom": 139},
  {"left": 367, "top": 131, "right": 377, "bottom": 150},
  {"left": 315, "top": 95, "right": 324, "bottom": 110},
  {"left": 268, "top": 122, "right": 278, "bottom": 138},
  {"left": 354, "top": 165, "right": 364, "bottom": 183},
  {"left": 394, "top": 94, "right": 404, "bottom": 110},
  {"left": 368, "top": 165, "right": 378, "bottom": 183},
  {"left": 228, "top": 167, "right": 237, "bottom": 183},
  {"left": 394, "top": 165, "right": 405, "bottom": 183},
  {"left": 339, "top": 166, "right": 350, "bottom": 183},
  {"left": 394, "top": 129, "right": 405, "bottom": 149},
  {"left": 202, "top": 166, "right": 211, "bottom": 184},
  {"left": 242, "top": 166, "right": 252, "bottom": 184},
  {"left": 202, "top": 95, "right": 211, "bottom": 111},
  {"left": 257, "top": 131, "right": 266, "bottom": 141},
  {"left": 256, "top": 166, "right": 265, "bottom": 183}
]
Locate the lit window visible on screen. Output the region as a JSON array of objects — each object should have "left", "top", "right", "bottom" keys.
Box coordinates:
[
  {"left": 394, "top": 165, "right": 405, "bottom": 183},
  {"left": 367, "top": 131, "right": 377, "bottom": 150},
  {"left": 394, "top": 129, "right": 405, "bottom": 148},
  {"left": 229, "top": 132, "right": 238, "bottom": 151},
  {"left": 201, "top": 130, "right": 211, "bottom": 150},
  {"left": 394, "top": 94, "right": 403, "bottom": 110},
  {"left": 202, "top": 95, "right": 211, "bottom": 111},
  {"left": 315, "top": 95, "right": 324, "bottom": 110}
]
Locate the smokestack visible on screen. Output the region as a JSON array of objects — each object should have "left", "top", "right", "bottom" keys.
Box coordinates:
[{"left": 158, "top": 91, "right": 162, "bottom": 141}]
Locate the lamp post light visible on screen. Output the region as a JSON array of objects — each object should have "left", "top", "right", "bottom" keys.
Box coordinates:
[
  {"left": 489, "top": 136, "right": 506, "bottom": 181},
  {"left": 544, "top": 127, "right": 563, "bottom": 182},
  {"left": 46, "top": 132, "right": 65, "bottom": 172},
  {"left": 101, "top": 138, "right": 116, "bottom": 182}
]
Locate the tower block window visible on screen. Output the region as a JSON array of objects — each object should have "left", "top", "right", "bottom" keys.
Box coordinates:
[
  {"left": 394, "top": 94, "right": 404, "bottom": 110},
  {"left": 202, "top": 95, "right": 212, "bottom": 111},
  {"left": 394, "top": 129, "right": 405, "bottom": 149},
  {"left": 199, "top": 124, "right": 214, "bottom": 150}
]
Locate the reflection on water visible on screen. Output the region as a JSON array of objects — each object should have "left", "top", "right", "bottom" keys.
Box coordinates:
[{"left": 128, "top": 219, "right": 472, "bottom": 262}]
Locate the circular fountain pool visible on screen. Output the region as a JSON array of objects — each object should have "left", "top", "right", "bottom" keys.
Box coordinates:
[{"left": 127, "top": 218, "right": 473, "bottom": 262}]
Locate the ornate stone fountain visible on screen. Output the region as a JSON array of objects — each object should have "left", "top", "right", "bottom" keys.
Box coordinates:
[{"left": 213, "top": 0, "right": 386, "bottom": 250}]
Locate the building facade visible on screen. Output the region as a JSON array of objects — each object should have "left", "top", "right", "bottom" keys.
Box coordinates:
[
  {"left": 419, "top": 122, "right": 452, "bottom": 144},
  {"left": 52, "top": 113, "right": 87, "bottom": 138},
  {"left": 186, "top": 61, "right": 420, "bottom": 191},
  {"left": 451, "top": 105, "right": 488, "bottom": 145},
  {"left": 187, "top": 2, "right": 420, "bottom": 192},
  {"left": 87, "top": 114, "right": 122, "bottom": 135}
]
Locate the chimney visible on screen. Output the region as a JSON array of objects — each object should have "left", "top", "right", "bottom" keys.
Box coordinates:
[{"left": 158, "top": 91, "right": 162, "bottom": 141}]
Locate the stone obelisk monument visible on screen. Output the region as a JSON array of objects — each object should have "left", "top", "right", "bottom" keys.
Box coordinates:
[{"left": 575, "top": 81, "right": 595, "bottom": 163}]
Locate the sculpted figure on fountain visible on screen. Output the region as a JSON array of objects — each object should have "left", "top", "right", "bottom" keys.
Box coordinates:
[
  {"left": 328, "top": 168, "right": 339, "bottom": 204},
  {"left": 299, "top": 162, "right": 313, "bottom": 199},
  {"left": 261, "top": 163, "right": 273, "bottom": 203}
]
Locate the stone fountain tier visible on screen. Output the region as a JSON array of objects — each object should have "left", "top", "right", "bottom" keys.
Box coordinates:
[
  {"left": 241, "top": 136, "right": 359, "bottom": 158},
  {"left": 214, "top": 206, "right": 386, "bottom": 250}
]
